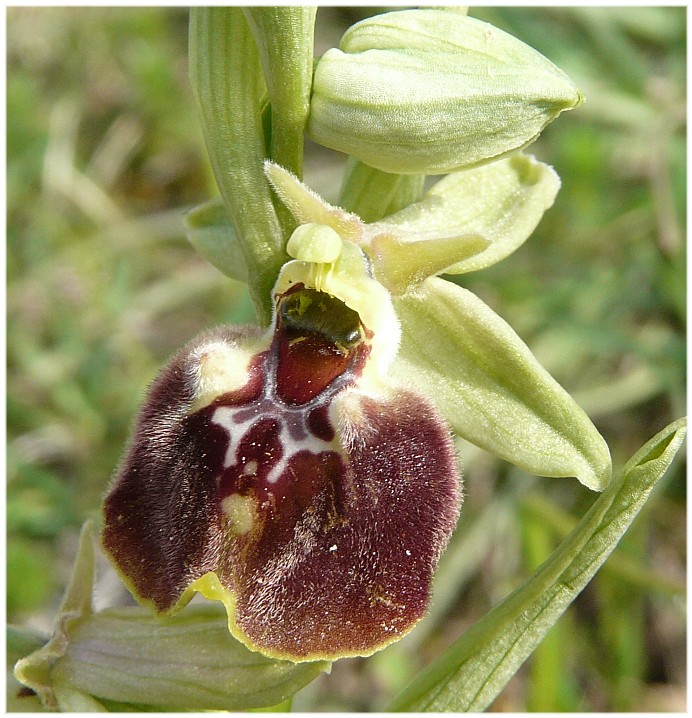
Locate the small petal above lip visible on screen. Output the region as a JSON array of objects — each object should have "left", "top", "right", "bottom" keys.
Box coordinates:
[{"left": 364, "top": 228, "right": 490, "bottom": 296}]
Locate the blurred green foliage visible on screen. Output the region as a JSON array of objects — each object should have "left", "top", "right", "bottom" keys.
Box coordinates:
[{"left": 7, "top": 7, "right": 685, "bottom": 712}]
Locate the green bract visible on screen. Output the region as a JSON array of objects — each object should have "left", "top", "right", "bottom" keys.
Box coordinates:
[
  {"left": 308, "top": 9, "right": 583, "bottom": 174},
  {"left": 189, "top": 9, "right": 283, "bottom": 323}
]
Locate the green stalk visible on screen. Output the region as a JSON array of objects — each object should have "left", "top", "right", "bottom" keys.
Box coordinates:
[
  {"left": 189, "top": 8, "right": 287, "bottom": 325},
  {"left": 244, "top": 8, "right": 316, "bottom": 179},
  {"left": 338, "top": 159, "right": 425, "bottom": 222}
]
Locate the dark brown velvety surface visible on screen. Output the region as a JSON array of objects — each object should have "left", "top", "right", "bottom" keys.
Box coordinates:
[{"left": 103, "top": 294, "right": 461, "bottom": 659}]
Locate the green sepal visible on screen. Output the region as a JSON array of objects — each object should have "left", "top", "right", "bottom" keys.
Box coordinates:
[
  {"left": 50, "top": 604, "right": 328, "bottom": 711},
  {"left": 392, "top": 277, "right": 612, "bottom": 489},
  {"left": 244, "top": 7, "right": 316, "bottom": 177},
  {"left": 369, "top": 153, "right": 560, "bottom": 291},
  {"left": 184, "top": 199, "right": 248, "bottom": 282},
  {"left": 389, "top": 417, "right": 686, "bottom": 712},
  {"left": 308, "top": 10, "right": 583, "bottom": 174}
]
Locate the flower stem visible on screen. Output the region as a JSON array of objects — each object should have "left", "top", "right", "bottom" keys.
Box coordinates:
[
  {"left": 338, "top": 159, "right": 425, "bottom": 222},
  {"left": 189, "top": 8, "right": 287, "bottom": 325}
]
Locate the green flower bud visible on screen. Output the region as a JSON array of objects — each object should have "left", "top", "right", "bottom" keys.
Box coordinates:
[{"left": 308, "top": 10, "right": 583, "bottom": 174}]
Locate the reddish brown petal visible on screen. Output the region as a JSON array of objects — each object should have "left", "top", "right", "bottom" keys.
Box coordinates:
[
  {"left": 218, "top": 389, "right": 461, "bottom": 660},
  {"left": 102, "top": 326, "right": 264, "bottom": 611},
  {"left": 103, "top": 288, "right": 461, "bottom": 661}
]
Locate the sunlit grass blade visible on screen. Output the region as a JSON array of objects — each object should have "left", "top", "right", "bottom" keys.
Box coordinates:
[{"left": 388, "top": 417, "right": 686, "bottom": 712}]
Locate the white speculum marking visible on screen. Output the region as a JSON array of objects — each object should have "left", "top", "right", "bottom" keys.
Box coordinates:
[
  {"left": 211, "top": 396, "right": 339, "bottom": 486},
  {"left": 202, "top": 309, "right": 361, "bottom": 501}
]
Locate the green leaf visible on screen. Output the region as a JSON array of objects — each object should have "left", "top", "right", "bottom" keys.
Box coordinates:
[
  {"left": 308, "top": 10, "right": 583, "bottom": 174},
  {"left": 389, "top": 417, "right": 686, "bottom": 712},
  {"left": 244, "top": 8, "right": 316, "bottom": 178},
  {"left": 185, "top": 199, "right": 248, "bottom": 282},
  {"left": 50, "top": 604, "right": 328, "bottom": 711},
  {"left": 520, "top": 493, "right": 685, "bottom": 596},
  {"left": 392, "top": 277, "right": 612, "bottom": 489}
]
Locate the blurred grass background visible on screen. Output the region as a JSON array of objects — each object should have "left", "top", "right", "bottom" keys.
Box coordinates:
[{"left": 7, "top": 6, "right": 685, "bottom": 712}]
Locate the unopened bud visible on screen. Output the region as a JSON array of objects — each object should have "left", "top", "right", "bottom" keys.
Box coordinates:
[{"left": 308, "top": 10, "right": 583, "bottom": 174}]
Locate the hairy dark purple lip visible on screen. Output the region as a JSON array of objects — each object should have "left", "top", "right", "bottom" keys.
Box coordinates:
[{"left": 103, "top": 286, "right": 461, "bottom": 661}]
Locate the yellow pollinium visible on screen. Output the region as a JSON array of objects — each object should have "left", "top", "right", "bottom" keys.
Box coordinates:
[{"left": 287, "top": 223, "right": 343, "bottom": 264}]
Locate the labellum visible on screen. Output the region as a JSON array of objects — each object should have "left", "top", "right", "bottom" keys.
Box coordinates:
[{"left": 103, "top": 230, "right": 461, "bottom": 662}]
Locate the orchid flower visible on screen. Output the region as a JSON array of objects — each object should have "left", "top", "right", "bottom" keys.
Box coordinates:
[
  {"left": 102, "top": 154, "right": 611, "bottom": 662},
  {"left": 102, "top": 221, "right": 461, "bottom": 662}
]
